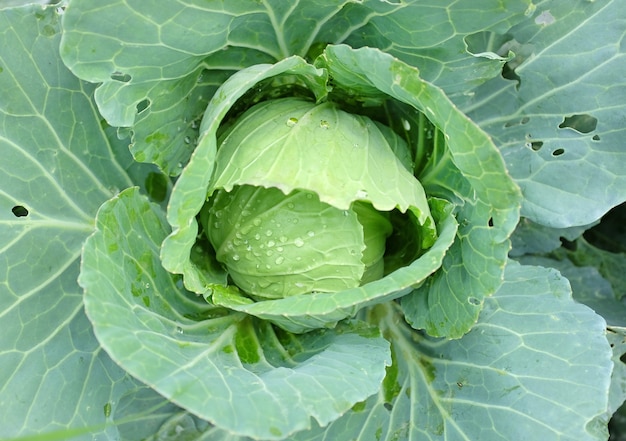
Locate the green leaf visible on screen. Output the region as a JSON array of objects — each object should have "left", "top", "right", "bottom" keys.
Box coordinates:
[
  {"left": 210, "top": 98, "right": 434, "bottom": 221},
  {"left": 317, "top": 44, "right": 521, "bottom": 337},
  {"left": 509, "top": 217, "right": 596, "bottom": 257},
  {"left": 79, "top": 187, "right": 391, "bottom": 440},
  {"left": 462, "top": 0, "right": 626, "bottom": 228},
  {"left": 516, "top": 252, "right": 626, "bottom": 421},
  {"left": 291, "top": 262, "right": 612, "bottom": 441},
  {"left": 213, "top": 198, "right": 457, "bottom": 333},
  {"left": 0, "top": 5, "right": 175, "bottom": 440},
  {"left": 339, "top": 0, "right": 534, "bottom": 94},
  {"left": 204, "top": 185, "right": 367, "bottom": 299},
  {"left": 58, "top": 0, "right": 359, "bottom": 175},
  {"left": 161, "top": 56, "right": 328, "bottom": 294},
  {"left": 59, "top": 0, "right": 533, "bottom": 175}
]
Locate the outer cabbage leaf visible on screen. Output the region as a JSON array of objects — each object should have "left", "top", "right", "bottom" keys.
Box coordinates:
[
  {"left": 79, "top": 187, "right": 391, "bottom": 440},
  {"left": 126, "top": 262, "right": 614, "bottom": 441},
  {"left": 314, "top": 45, "right": 521, "bottom": 337},
  {"left": 460, "top": 0, "right": 626, "bottom": 228},
  {"left": 59, "top": 0, "right": 356, "bottom": 175},
  {"left": 0, "top": 5, "right": 177, "bottom": 440},
  {"left": 334, "top": 0, "right": 533, "bottom": 94},
  {"left": 59, "top": 0, "right": 532, "bottom": 175},
  {"left": 288, "top": 262, "right": 612, "bottom": 441},
  {"left": 518, "top": 252, "right": 626, "bottom": 419}
]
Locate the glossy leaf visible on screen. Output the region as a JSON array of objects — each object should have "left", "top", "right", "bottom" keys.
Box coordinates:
[
  {"left": 0, "top": 5, "right": 175, "bottom": 440},
  {"left": 462, "top": 0, "right": 626, "bottom": 228},
  {"left": 79, "top": 188, "right": 391, "bottom": 439}
]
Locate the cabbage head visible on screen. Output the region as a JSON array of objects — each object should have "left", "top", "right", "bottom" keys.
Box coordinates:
[{"left": 199, "top": 98, "right": 434, "bottom": 300}]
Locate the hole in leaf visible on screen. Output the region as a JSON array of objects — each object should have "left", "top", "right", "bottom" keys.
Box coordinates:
[
  {"left": 488, "top": 217, "right": 494, "bottom": 227},
  {"left": 529, "top": 141, "right": 543, "bottom": 151},
  {"left": 136, "top": 99, "right": 150, "bottom": 114},
  {"left": 560, "top": 237, "right": 577, "bottom": 251},
  {"left": 12, "top": 205, "right": 29, "bottom": 217},
  {"left": 501, "top": 62, "right": 521, "bottom": 85},
  {"left": 144, "top": 171, "right": 168, "bottom": 203},
  {"left": 552, "top": 148, "right": 565, "bottom": 157},
  {"left": 383, "top": 402, "right": 393, "bottom": 411},
  {"left": 496, "top": 39, "right": 533, "bottom": 88},
  {"left": 583, "top": 201, "right": 626, "bottom": 253},
  {"left": 110, "top": 72, "right": 131, "bottom": 83},
  {"left": 593, "top": 134, "right": 601, "bottom": 141},
  {"left": 558, "top": 114, "right": 598, "bottom": 134}
]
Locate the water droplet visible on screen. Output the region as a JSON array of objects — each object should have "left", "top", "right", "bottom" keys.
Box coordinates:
[
  {"left": 254, "top": 233, "right": 261, "bottom": 240},
  {"left": 305, "top": 193, "right": 313, "bottom": 199},
  {"left": 286, "top": 117, "right": 298, "bottom": 127},
  {"left": 214, "top": 210, "right": 223, "bottom": 218},
  {"left": 401, "top": 118, "right": 411, "bottom": 131},
  {"left": 287, "top": 202, "right": 295, "bottom": 209},
  {"left": 267, "top": 240, "right": 275, "bottom": 247},
  {"left": 232, "top": 254, "right": 240, "bottom": 261},
  {"left": 279, "top": 236, "right": 288, "bottom": 243},
  {"left": 320, "top": 120, "right": 329, "bottom": 129},
  {"left": 307, "top": 231, "right": 315, "bottom": 237},
  {"left": 253, "top": 218, "right": 262, "bottom": 226},
  {"left": 145, "top": 283, "right": 150, "bottom": 289},
  {"left": 184, "top": 136, "right": 191, "bottom": 144},
  {"left": 176, "top": 326, "right": 184, "bottom": 334},
  {"left": 265, "top": 230, "right": 273, "bottom": 237},
  {"left": 213, "top": 221, "right": 222, "bottom": 229},
  {"left": 275, "top": 256, "right": 285, "bottom": 265},
  {"left": 294, "top": 238, "right": 304, "bottom": 247},
  {"left": 276, "top": 246, "right": 284, "bottom": 252}
]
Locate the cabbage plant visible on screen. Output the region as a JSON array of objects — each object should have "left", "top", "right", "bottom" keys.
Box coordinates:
[{"left": 2, "top": 1, "right": 626, "bottom": 440}]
